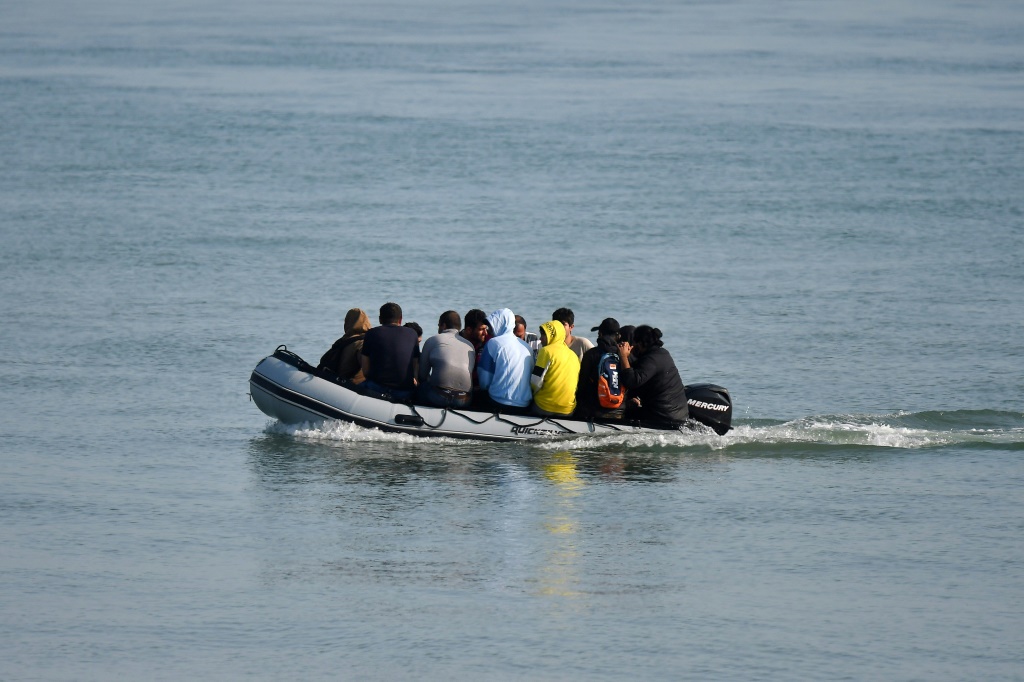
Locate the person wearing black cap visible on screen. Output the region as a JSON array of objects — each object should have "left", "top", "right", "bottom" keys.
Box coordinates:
[{"left": 575, "top": 317, "right": 626, "bottom": 421}]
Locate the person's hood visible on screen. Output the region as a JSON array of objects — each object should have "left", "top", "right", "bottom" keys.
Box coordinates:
[
  {"left": 343, "top": 308, "right": 371, "bottom": 337},
  {"left": 538, "top": 319, "right": 566, "bottom": 346},
  {"left": 485, "top": 308, "right": 516, "bottom": 337}
]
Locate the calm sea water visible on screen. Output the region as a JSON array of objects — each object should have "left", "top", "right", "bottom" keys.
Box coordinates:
[{"left": 2, "top": 0, "right": 1023, "bottom": 679}]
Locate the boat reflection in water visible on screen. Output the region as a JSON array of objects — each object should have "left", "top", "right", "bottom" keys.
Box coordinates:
[
  {"left": 538, "top": 451, "right": 584, "bottom": 599},
  {"left": 245, "top": 429, "right": 700, "bottom": 603}
]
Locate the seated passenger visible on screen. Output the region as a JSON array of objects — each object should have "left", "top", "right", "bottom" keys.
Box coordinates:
[
  {"left": 404, "top": 321, "right": 423, "bottom": 344},
  {"left": 576, "top": 317, "right": 625, "bottom": 421},
  {"left": 460, "top": 308, "right": 490, "bottom": 388},
  {"left": 617, "top": 325, "right": 689, "bottom": 426},
  {"left": 317, "top": 307, "right": 371, "bottom": 384},
  {"left": 530, "top": 320, "right": 581, "bottom": 417},
  {"left": 417, "top": 310, "right": 475, "bottom": 408},
  {"left": 476, "top": 308, "right": 534, "bottom": 412},
  {"left": 552, "top": 307, "right": 595, "bottom": 360},
  {"left": 514, "top": 314, "right": 542, "bottom": 357},
  {"left": 360, "top": 302, "right": 420, "bottom": 402}
]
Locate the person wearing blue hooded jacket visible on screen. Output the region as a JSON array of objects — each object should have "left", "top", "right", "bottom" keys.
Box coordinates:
[{"left": 476, "top": 308, "right": 535, "bottom": 412}]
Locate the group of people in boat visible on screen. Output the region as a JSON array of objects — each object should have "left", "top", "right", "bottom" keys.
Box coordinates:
[{"left": 318, "top": 302, "right": 690, "bottom": 426}]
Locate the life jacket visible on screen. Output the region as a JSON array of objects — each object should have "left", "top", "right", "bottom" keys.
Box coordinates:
[{"left": 597, "top": 352, "right": 624, "bottom": 409}]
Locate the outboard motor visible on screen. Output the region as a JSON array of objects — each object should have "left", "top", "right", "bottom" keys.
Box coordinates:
[{"left": 685, "top": 384, "right": 732, "bottom": 435}]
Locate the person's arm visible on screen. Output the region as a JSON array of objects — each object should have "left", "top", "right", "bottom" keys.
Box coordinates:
[
  {"left": 531, "top": 352, "right": 550, "bottom": 393},
  {"left": 417, "top": 341, "right": 431, "bottom": 385},
  {"left": 618, "top": 342, "right": 650, "bottom": 389},
  {"left": 477, "top": 343, "right": 495, "bottom": 389},
  {"left": 618, "top": 342, "right": 632, "bottom": 370},
  {"left": 360, "top": 354, "right": 371, "bottom": 382}
]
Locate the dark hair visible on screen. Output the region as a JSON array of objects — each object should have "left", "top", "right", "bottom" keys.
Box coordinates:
[
  {"left": 632, "top": 325, "right": 664, "bottom": 349},
  {"left": 464, "top": 308, "right": 487, "bottom": 329},
  {"left": 404, "top": 321, "right": 423, "bottom": 338},
  {"left": 379, "top": 302, "right": 402, "bottom": 324},
  {"left": 551, "top": 307, "right": 574, "bottom": 326},
  {"left": 439, "top": 310, "right": 461, "bottom": 330},
  {"left": 619, "top": 325, "right": 636, "bottom": 344},
  {"left": 514, "top": 314, "right": 526, "bottom": 328}
]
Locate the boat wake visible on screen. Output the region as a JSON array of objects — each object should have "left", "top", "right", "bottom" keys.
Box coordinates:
[
  {"left": 265, "top": 410, "right": 1024, "bottom": 453},
  {"left": 265, "top": 419, "right": 465, "bottom": 446},
  {"left": 542, "top": 409, "right": 1024, "bottom": 453}
]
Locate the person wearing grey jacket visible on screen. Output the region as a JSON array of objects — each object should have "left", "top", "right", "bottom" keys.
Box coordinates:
[{"left": 417, "top": 310, "right": 476, "bottom": 408}]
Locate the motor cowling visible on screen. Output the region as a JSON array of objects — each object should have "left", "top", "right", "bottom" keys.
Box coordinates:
[{"left": 685, "top": 384, "right": 732, "bottom": 435}]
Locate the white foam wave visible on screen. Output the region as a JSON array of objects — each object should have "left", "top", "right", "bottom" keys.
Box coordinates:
[
  {"left": 265, "top": 415, "right": 1022, "bottom": 451},
  {"left": 535, "top": 423, "right": 731, "bottom": 451},
  {"left": 726, "top": 414, "right": 1022, "bottom": 449},
  {"left": 265, "top": 419, "right": 464, "bottom": 446},
  {"left": 539, "top": 416, "right": 1007, "bottom": 451}
]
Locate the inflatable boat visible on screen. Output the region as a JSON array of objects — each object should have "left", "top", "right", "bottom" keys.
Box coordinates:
[{"left": 250, "top": 346, "right": 732, "bottom": 442}]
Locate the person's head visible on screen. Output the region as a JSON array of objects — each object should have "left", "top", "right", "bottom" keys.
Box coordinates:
[
  {"left": 484, "top": 308, "right": 517, "bottom": 338},
  {"left": 618, "top": 325, "right": 636, "bottom": 345},
  {"left": 552, "top": 307, "right": 576, "bottom": 338},
  {"left": 538, "top": 320, "right": 566, "bottom": 347},
  {"left": 463, "top": 308, "right": 489, "bottom": 344},
  {"left": 344, "top": 308, "right": 371, "bottom": 336},
  {"left": 514, "top": 314, "right": 527, "bottom": 340},
  {"left": 438, "top": 310, "right": 461, "bottom": 332},
  {"left": 631, "top": 325, "right": 664, "bottom": 355},
  {"left": 591, "top": 317, "right": 620, "bottom": 339},
  {"left": 551, "top": 308, "right": 574, "bottom": 326},
  {"left": 404, "top": 321, "right": 423, "bottom": 342},
  {"left": 379, "top": 302, "right": 402, "bottom": 325}
]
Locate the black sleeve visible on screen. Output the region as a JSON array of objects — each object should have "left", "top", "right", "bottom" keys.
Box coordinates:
[{"left": 620, "top": 353, "right": 654, "bottom": 389}]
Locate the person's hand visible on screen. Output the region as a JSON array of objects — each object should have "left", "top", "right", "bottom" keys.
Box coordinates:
[{"left": 617, "top": 341, "right": 633, "bottom": 369}]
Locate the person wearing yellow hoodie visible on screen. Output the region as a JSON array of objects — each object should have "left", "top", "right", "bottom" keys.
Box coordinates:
[{"left": 530, "top": 320, "right": 582, "bottom": 416}]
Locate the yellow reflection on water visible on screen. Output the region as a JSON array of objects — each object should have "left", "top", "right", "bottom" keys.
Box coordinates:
[
  {"left": 538, "top": 451, "right": 583, "bottom": 598},
  {"left": 543, "top": 451, "right": 583, "bottom": 491}
]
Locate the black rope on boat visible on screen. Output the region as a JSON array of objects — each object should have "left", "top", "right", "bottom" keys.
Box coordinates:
[
  {"left": 454, "top": 409, "right": 633, "bottom": 435},
  {"left": 494, "top": 414, "right": 549, "bottom": 428},
  {"left": 447, "top": 409, "right": 498, "bottom": 425},
  {"left": 272, "top": 345, "right": 318, "bottom": 373},
  {"left": 544, "top": 418, "right": 577, "bottom": 433},
  {"left": 539, "top": 416, "right": 636, "bottom": 434},
  {"left": 408, "top": 404, "right": 449, "bottom": 430},
  {"left": 506, "top": 415, "right": 603, "bottom": 435}
]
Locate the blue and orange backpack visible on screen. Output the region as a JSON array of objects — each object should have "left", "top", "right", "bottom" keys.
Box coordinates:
[{"left": 597, "top": 352, "right": 624, "bottom": 409}]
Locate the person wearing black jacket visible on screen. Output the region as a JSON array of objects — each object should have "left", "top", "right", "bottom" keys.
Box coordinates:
[
  {"left": 576, "top": 317, "right": 626, "bottom": 421},
  {"left": 617, "top": 325, "right": 689, "bottom": 426}
]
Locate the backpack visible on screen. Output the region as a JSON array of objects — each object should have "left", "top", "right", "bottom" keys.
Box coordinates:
[
  {"left": 597, "top": 352, "right": 624, "bottom": 409},
  {"left": 317, "top": 335, "right": 361, "bottom": 375}
]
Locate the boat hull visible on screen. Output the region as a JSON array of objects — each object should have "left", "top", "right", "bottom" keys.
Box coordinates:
[{"left": 249, "top": 350, "right": 723, "bottom": 441}]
